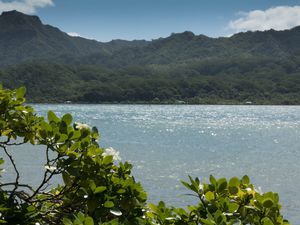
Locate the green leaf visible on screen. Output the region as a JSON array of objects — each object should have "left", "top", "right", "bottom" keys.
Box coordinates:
[
  {"left": 228, "top": 202, "right": 239, "bottom": 213},
  {"left": 215, "top": 210, "right": 226, "bottom": 223},
  {"left": 84, "top": 216, "right": 94, "bottom": 225},
  {"left": 232, "top": 220, "right": 242, "bottom": 225},
  {"left": 181, "top": 180, "right": 192, "bottom": 191},
  {"left": 41, "top": 121, "right": 52, "bottom": 132},
  {"left": 205, "top": 191, "right": 215, "bottom": 201},
  {"left": 94, "top": 186, "right": 107, "bottom": 194},
  {"left": 87, "top": 199, "right": 98, "bottom": 213},
  {"left": 91, "top": 126, "right": 99, "bottom": 139},
  {"left": 210, "top": 175, "right": 217, "bottom": 186},
  {"left": 263, "top": 198, "right": 274, "bottom": 208},
  {"left": 262, "top": 217, "right": 275, "bottom": 225},
  {"left": 117, "top": 189, "right": 126, "bottom": 194},
  {"left": 39, "top": 129, "right": 47, "bottom": 139},
  {"left": 92, "top": 126, "right": 98, "bottom": 134},
  {"left": 229, "top": 186, "right": 239, "bottom": 195},
  {"left": 62, "top": 172, "right": 72, "bottom": 186},
  {"left": 58, "top": 134, "right": 68, "bottom": 142},
  {"left": 16, "top": 87, "right": 26, "bottom": 99},
  {"left": 199, "top": 218, "right": 215, "bottom": 225},
  {"left": 148, "top": 203, "right": 158, "bottom": 212},
  {"left": 48, "top": 111, "right": 60, "bottom": 123},
  {"left": 188, "top": 175, "right": 199, "bottom": 192},
  {"left": 26, "top": 205, "right": 35, "bottom": 212},
  {"left": 62, "top": 113, "right": 73, "bottom": 125},
  {"left": 89, "top": 181, "right": 96, "bottom": 191},
  {"left": 229, "top": 177, "right": 240, "bottom": 194},
  {"left": 229, "top": 177, "right": 240, "bottom": 187},
  {"left": 66, "top": 150, "right": 79, "bottom": 159},
  {"left": 241, "top": 175, "right": 250, "bottom": 185},
  {"left": 69, "top": 142, "right": 80, "bottom": 151},
  {"left": 77, "top": 212, "right": 85, "bottom": 222},
  {"left": 103, "top": 155, "right": 113, "bottom": 165},
  {"left": 217, "top": 178, "right": 228, "bottom": 192},
  {"left": 62, "top": 218, "right": 73, "bottom": 225},
  {"left": 70, "top": 130, "right": 81, "bottom": 140},
  {"left": 104, "top": 201, "right": 114, "bottom": 208},
  {"left": 262, "top": 192, "right": 275, "bottom": 208}
]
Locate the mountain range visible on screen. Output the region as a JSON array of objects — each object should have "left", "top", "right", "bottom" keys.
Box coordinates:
[{"left": 0, "top": 10, "right": 299, "bottom": 104}]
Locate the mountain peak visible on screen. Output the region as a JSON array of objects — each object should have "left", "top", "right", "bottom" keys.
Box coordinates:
[
  {"left": 1, "top": 10, "right": 23, "bottom": 16},
  {"left": 170, "top": 31, "right": 195, "bottom": 38},
  {"left": 0, "top": 10, "right": 42, "bottom": 26}
]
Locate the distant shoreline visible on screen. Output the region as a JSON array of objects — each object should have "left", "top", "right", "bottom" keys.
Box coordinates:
[{"left": 28, "top": 101, "right": 300, "bottom": 106}]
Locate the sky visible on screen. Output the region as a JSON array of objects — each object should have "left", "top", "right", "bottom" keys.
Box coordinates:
[{"left": 0, "top": 0, "right": 300, "bottom": 42}]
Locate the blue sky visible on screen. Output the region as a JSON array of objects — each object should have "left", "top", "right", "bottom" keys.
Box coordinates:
[{"left": 1, "top": 0, "right": 300, "bottom": 42}]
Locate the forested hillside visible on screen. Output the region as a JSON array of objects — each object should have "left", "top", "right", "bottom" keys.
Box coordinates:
[{"left": 0, "top": 10, "right": 300, "bottom": 104}]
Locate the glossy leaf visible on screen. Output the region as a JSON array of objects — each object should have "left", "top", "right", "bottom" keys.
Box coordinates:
[
  {"left": 104, "top": 201, "right": 114, "bottom": 208},
  {"left": 62, "top": 113, "right": 73, "bottom": 125},
  {"left": 84, "top": 216, "right": 94, "bottom": 225},
  {"left": 48, "top": 111, "right": 60, "bottom": 123},
  {"left": 16, "top": 87, "right": 26, "bottom": 99},
  {"left": 94, "top": 186, "right": 107, "bottom": 194}
]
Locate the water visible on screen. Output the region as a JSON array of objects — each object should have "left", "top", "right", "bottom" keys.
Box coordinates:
[{"left": 1, "top": 105, "right": 300, "bottom": 223}]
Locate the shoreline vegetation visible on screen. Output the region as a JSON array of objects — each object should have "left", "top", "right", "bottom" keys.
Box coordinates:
[
  {"left": 2, "top": 60, "right": 300, "bottom": 105},
  {"left": 28, "top": 101, "right": 300, "bottom": 105},
  {"left": 27, "top": 99, "right": 299, "bottom": 105}
]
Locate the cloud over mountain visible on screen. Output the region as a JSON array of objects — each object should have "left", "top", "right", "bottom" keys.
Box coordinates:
[
  {"left": 0, "top": 0, "right": 53, "bottom": 14},
  {"left": 229, "top": 5, "right": 300, "bottom": 32},
  {"left": 67, "top": 32, "right": 81, "bottom": 37}
]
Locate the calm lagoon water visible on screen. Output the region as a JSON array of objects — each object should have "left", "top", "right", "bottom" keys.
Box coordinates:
[{"left": 2, "top": 105, "right": 300, "bottom": 223}]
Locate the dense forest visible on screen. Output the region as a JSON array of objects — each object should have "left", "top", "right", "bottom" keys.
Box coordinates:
[{"left": 0, "top": 10, "right": 300, "bottom": 104}]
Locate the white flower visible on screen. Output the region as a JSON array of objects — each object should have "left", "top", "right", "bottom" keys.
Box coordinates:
[
  {"left": 84, "top": 195, "right": 88, "bottom": 199},
  {"left": 199, "top": 183, "right": 204, "bottom": 191},
  {"left": 255, "top": 186, "right": 263, "bottom": 194},
  {"left": 44, "top": 165, "right": 57, "bottom": 172},
  {"left": 103, "top": 147, "right": 121, "bottom": 161},
  {"left": 245, "top": 187, "right": 252, "bottom": 193},
  {"left": 75, "top": 122, "right": 90, "bottom": 130},
  {"left": 35, "top": 223, "right": 41, "bottom": 225}
]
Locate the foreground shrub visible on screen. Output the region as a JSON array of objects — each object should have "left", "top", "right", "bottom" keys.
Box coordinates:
[
  {"left": 0, "top": 86, "right": 290, "bottom": 224},
  {"left": 146, "top": 175, "right": 290, "bottom": 225}
]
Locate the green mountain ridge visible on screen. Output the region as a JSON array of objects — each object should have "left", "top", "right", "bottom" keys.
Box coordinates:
[
  {"left": 0, "top": 10, "right": 110, "bottom": 66},
  {"left": 0, "top": 10, "right": 300, "bottom": 104}
]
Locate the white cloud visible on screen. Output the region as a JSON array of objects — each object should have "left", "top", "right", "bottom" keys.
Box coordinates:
[
  {"left": 0, "top": 0, "right": 54, "bottom": 14},
  {"left": 67, "top": 32, "right": 97, "bottom": 41},
  {"left": 67, "top": 32, "right": 81, "bottom": 37},
  {"left": 229, "top": 6, "right": 300, "bottom": 33}
]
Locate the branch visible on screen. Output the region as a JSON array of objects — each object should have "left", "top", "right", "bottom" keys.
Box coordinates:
[
  {"left": 30, "top": 177, "right": 79, "bottom": 204},
  {"left": 0, "top": 182, "right": 34, "bottom": 192},
  {"left": 1, "top": 144, "right": 20, "bottom": 199},
  {"left": 0, "top": 137, "right": 25, "bottom": 146},
  {"left": 26, "top": 169, "right": 56, "bottom": 201},
  {"left": 6, "top": 141, "right": 26, "bottom": 146}
]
